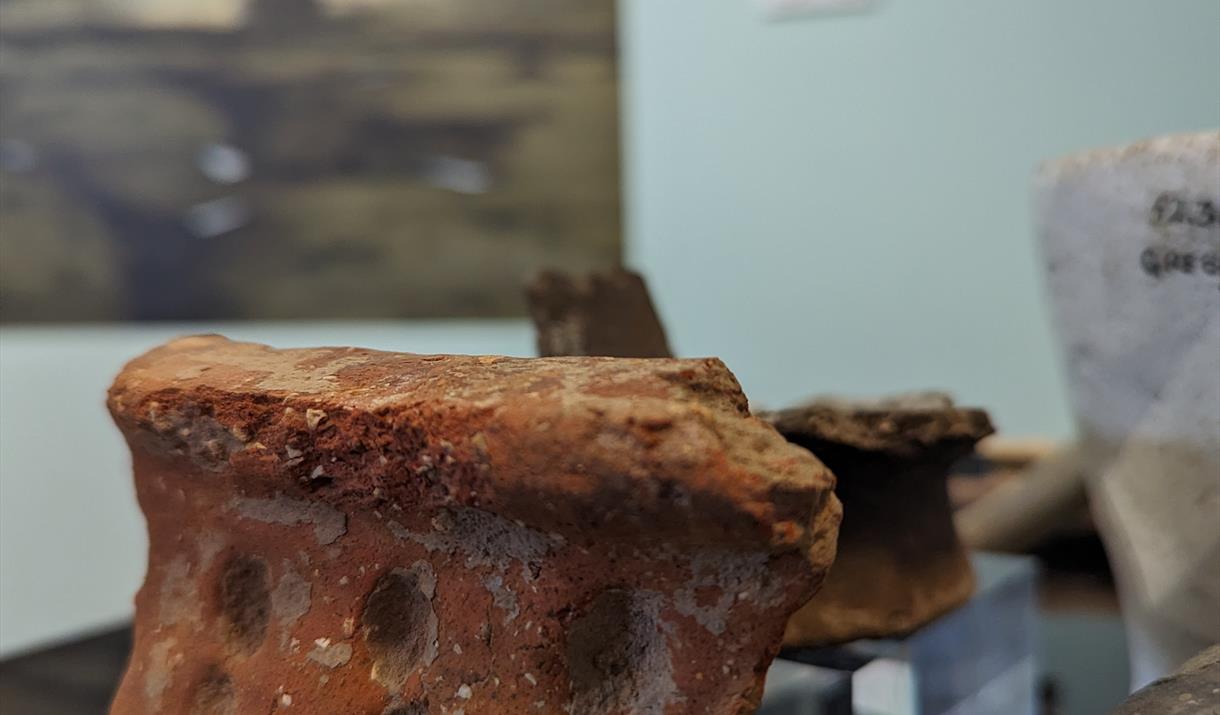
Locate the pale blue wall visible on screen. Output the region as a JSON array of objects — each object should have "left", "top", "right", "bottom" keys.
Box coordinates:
[{"left": 620, "top": 0, "right": 1220, "bottom": 436}]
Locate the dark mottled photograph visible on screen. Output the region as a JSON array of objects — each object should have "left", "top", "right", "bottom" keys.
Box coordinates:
[{"left": 0, "top": 0, "right": 620, "bottom": 321}]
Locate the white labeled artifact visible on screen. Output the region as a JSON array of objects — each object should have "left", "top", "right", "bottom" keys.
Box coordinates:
[{"left": 1035, "top": 131, "right": 1220, "bottom": 689}]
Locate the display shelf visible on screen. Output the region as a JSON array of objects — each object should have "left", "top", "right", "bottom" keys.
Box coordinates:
[{"left": 763, "top": 553, "right": 1038, "bottom": 715}]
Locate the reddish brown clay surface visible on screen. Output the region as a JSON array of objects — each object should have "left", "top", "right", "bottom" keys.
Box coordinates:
[
  {"left": 763, "top": 394, "right": 992, "bottom": 647},
  {"left": 107, "top": 336, "right": 840, "bottom": 715}
]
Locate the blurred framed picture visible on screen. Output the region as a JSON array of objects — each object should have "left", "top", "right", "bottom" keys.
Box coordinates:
[{"left": 0, "top": 0, "right": 621, "bottom": 321}]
